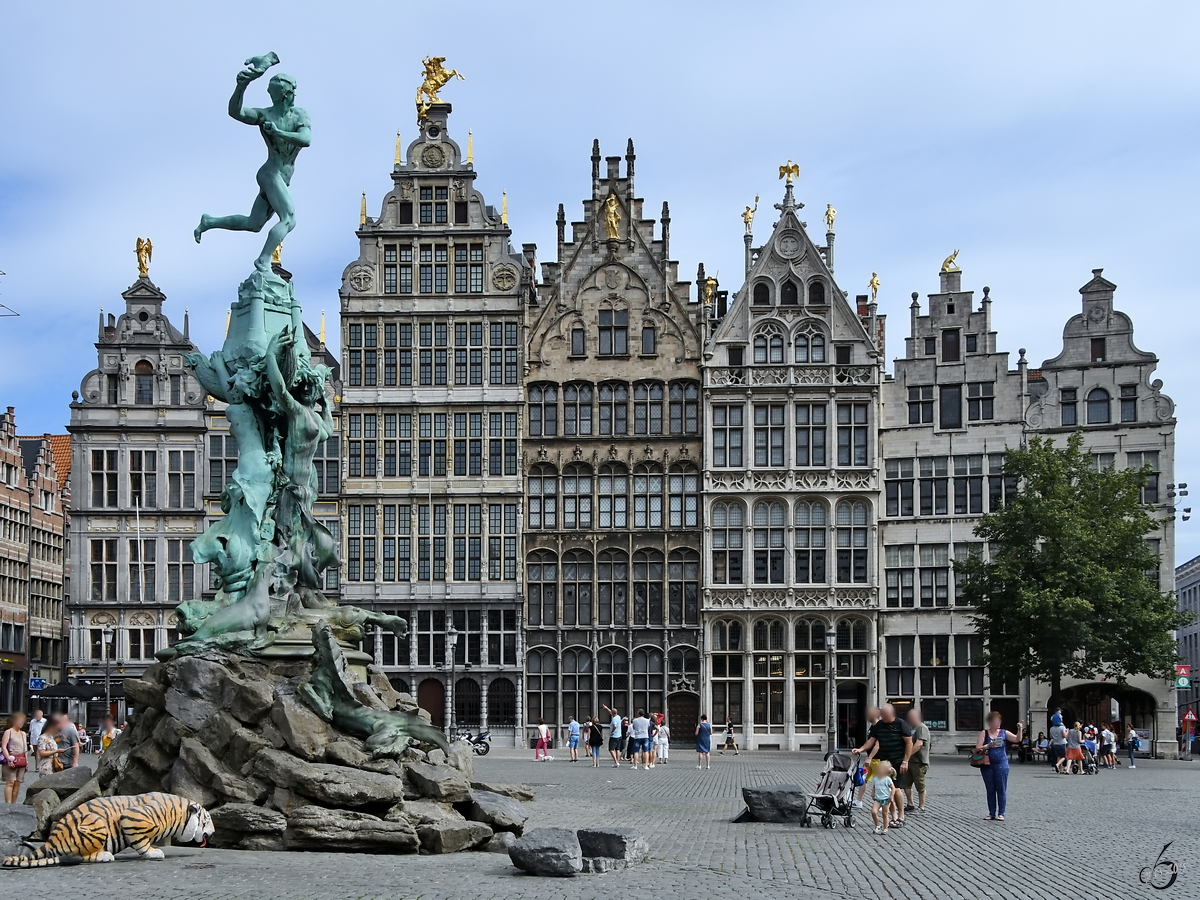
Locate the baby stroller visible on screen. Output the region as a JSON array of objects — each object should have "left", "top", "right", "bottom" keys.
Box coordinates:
[
  {"left": 1081, "top": 744, "right": 1098, "bottom": 775},
  {"left": 800, "top": 751, "right": 859, "bottom": 829}
]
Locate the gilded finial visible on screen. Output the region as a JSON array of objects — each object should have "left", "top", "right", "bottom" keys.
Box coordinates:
[
  {"left": 824, "top": 203, "right": 837, "bottom": 233},
  {"left": 741, "top": 196, "right": 759, "bottom": 235},
  {"left": 271, "top": 244, "right": 282, "bottom": 266},
  {"left": 501, "top": 191, "right": 508, "bottom": 225},
  {"left": 225, "top": 308, "right": 231, "bottom": 337},
  {"left": 869, "top": 272, "right": 881, "bottom": 302},
  {"left": 320, "top": 310, "right": 326, "bottom": 344},
  {"left": 416, "top": 56, "right": 464, "bottom": 120},
  {"left": 360, "top": 192, "right": 367, "bottom": 227},
  {"left": 467, "top": 129, "right": 473, "bottom": 165},
  {"left": 394, "top": 131, "right": 402, "bottom": 166},
  {"left": 134, "top": 237, "right": 153, "bottom": 279},
  {"left": 778, "top": 160, "right": 800, "bottom": 184},
  {"left": 941, "top": 249, "right": 961, "bottom": 273}
]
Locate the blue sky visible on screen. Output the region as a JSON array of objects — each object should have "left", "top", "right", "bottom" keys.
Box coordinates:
[{"left": 2, "top": 1, "right": 1199, "bottom": 555}]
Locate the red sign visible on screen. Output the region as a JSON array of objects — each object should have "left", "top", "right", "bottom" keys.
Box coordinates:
[
  {"left": 1185, "top": 709, "right": 1197, "bottom": 722},
  {"left": 1177, "top": 664, "right": 1192, "bottom": 677}
]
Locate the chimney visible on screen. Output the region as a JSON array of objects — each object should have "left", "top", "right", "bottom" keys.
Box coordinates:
[{"left": 856, "top": 295, "right": 870, "bottom": 317}]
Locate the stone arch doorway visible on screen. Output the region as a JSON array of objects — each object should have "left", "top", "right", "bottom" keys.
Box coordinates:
[
  {"left": 667, "top": 692, "right": 699, "bottom": 745},
  {"left": 417, "top": 678, "right": 445, "bottom": 729},
  {"left": 1052, "top": 683, "right": 1157, "bottom": 737}
]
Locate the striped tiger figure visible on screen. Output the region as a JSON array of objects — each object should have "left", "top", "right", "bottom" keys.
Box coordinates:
[{"left": 2, "top": 792, "right": 214, "bottom": 867}]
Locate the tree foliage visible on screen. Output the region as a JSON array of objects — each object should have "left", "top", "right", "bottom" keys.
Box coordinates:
[{"left": 957, "top": 432, "right": 1190, "bottom": 699}]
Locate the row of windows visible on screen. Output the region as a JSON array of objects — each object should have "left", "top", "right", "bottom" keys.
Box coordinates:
[
  {"left": 884, "top": 543, "right": 982, "bottom": 608},
  {"left": 526, "top": 548, "right": 700, "bottom": 627},
  {"left": 89, "top": 538, "right": 194, "bottom": 603},
  {"left": 884, "top": 454, "right": 1016, "bottom": 517},
  {"left": 749, "top": 330, "right": 833, "bottom": 364},
  {"left": 712, "top": 402, "right": 869, "bottom": 468},
  {"left": 103, "top": 366, "right": 185, "bottom": 406},
  {"left": 751, "top": 279, "right": 828, "bottom": 307},
  {"left": 346, "top": 412, "right": 518, "bottom": 478},
  {"left": 527, "top": 463, "right": 699, "bottom": 530},
  {"left": 348, "top": 321, "right": 519, "bottom": 349},
  {"left": 379, "top": 242, "right": 484, "bottom": 294},
  {"left": 362, "top": 609, "right": 520, "bottom": 669},
  {"left": 528, "top": 381, "right": 699, "bottom": 437},
  {"left": 1060, "top": 386, "right": 1139, "bottom": 426},
  {"left": 91, "top": 449, "right": 198, "bottom": 510}
]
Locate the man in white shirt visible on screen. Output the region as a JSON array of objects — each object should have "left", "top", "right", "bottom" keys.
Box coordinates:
[
  {"left": 602, "top": 704, "right": 624, "bottom": 767},
  {"left": 28, "top": 709, "right": 45, "bottom": 747},
  {"left": 628, "top": 710, "right": 652, "bottom": 771}
]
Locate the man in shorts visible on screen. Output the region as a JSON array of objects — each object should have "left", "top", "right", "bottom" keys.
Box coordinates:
[
  {"left": 629, "top": 709, "right": 652, "bottom": 770},
  {"left": 602, "top": 704, "right": 624, "bottom": 767},
  {"left": 566, "top": 715, "right": 581, "bottom": 763},
  {"left": 719, "top": 717, "right": 740, "bottom": 755},
  {"left": 903, "top": 708, "right": 931, "bottom": 812},
  {"left": 852, "top": 704, "right": 913, "bottom": 828}
]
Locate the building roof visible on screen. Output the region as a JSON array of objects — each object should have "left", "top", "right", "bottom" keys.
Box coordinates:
[{"left": 16, "top": 433, "right": 70, "bottom": 487}]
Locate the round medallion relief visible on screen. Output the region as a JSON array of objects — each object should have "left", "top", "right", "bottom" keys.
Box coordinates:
[
  {"left": 348, "top": 265, "right": 373, "bottom": 293},
  {"left": 777, "top": 231, "right": 802, "bottom": 259},
  {"left": 492, "top": 266, "right": 518, "bottom": 292},
  {"left": 421, "top": 145, "right": 446, "bottom": 168}
]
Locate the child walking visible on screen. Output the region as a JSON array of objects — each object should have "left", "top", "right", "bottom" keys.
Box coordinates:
[{"left": 870, "top": 761, "right": 896, "bottom": 835}]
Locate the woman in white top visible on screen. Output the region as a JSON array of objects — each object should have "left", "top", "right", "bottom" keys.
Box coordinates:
[
  {"left": 534, "top": 719, "right": 552, "bottom": 761},
  {"left": 655, "top": 721, "right": 671, "bottom": 764}
]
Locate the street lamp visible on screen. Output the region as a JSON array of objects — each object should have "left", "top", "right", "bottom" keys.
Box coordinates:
[
  {"left": 826, "top": 625, "right": 838, "bottom": 754},
  {"left": 447, "top": 625, "right": 459, "bottom": 738},
  {"left": 101, "top": 626, "right": 114, "bottom": 719}
]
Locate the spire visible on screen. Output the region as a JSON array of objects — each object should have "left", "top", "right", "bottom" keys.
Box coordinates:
[
  {"left": 557, "top": 203, "right": 566, "bottom": 244},
  {"left": 591, "top": 139, "right": 601, "bottom": 198},
  {"left": 394, "top": 131, "right": 402, "bottom": 167},
  {"left": 225, "top": 308, "right": 231, "bottom": 337},
  {"left": 501, "top": 191, "right": 508, "bottom": 225},
  {"left": 660, "top": 201, "right": 670, "bottom": 259},
  {"left": 467, "top": 129, "right": 473, "bottom": 165},
  {"left": 625, "top": 137, "right": 636, "bottom": 180},
  {"left": 360, "top": 192, "right": 367, "bottom": 226},
  {"left": 183, "top": 307, "right": 189, "bottom": 341},
  {"left": 320, "top": 310, "right": 326, "bottom": 344},
  {"left": 97, "top": 307, "right": 104, "bottom": 341}
]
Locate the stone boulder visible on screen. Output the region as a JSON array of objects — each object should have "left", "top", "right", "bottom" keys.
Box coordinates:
[
  {"left": 49, "top": 777, "right": 102, "bottom": 824},
  {"left": 471, "top": 781, "right": 535, "bottom": 802},
  {"left": 284, "top": 807, "right": 419, "bottom": 853},
  {"left": 417, "top": 820, "right": 493, "bottom": 854},
  {"left": 24, "top": 766, "right": 93, "bottom": 798},
  {"left": 406, "top": 761, "right": 471, "bottom": 803},
  {"left": 461, "top": 790, "right": 527, "bottom": 834},
  {"left": 387, "top": 799, "right": 463, "bottom": 826},
  {"left": 27, "top": 790, "right": 57, "bottom": 838},
  {"left": 509, "top": 827, "right": 583, "bottom": 877},
  {"left": 737, "top": 785, "right": 810, "bottom": 823},
  {"left": 164, "top": 655, "right": 228, "bottom": 730},
  {"left": 0, "top": 805, "right": 36, "bottom": 857},
  {"left": 270, "top": 690, "right": 332, "bottom": 761},
  {"left": 578, "top": 827, "right": 649, "bottom": 871},
  {"left": 211, "top": 803, "right": 288, "bottom": 835},
  {"left": 446, "top": 742, "right": 474, "bottom": 779},
  {"left": 124, "top": 675, "right": 166, "bottom": 710},
  {"left": 484, "top": 831, "right": 516, "bottom": 854},
  {"left": 253, "top": 749, "right": 406, "bottom": 807}
]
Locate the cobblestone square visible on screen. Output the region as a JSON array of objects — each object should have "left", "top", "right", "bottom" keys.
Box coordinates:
[{"left": 4, "top": 749, "right": 1196, "bottom": 900}]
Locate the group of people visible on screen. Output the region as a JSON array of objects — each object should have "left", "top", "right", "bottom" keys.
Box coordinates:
[
  {"left": 0, "top": 710, "right": 122, "bottom": 803},
  {"left": 1038, "top": 711, "right": 1141, "bottom": 772},
  {"left": 851, "top": 705, "right": 933, "bottom": 834}
]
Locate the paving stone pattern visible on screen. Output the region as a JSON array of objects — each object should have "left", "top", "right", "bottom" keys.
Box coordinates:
[{"left": 4, "top": 750, "right": 1196, "bottom": 900}]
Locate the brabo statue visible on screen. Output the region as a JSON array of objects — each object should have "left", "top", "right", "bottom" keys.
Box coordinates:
[{"left": 194, "top": 53, "right": 311, "bottom": 274}]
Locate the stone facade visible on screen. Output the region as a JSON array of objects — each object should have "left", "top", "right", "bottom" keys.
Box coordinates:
[
  {"left": 523, "top": 141, "right": 704, "bottom": 743},
  {"left": 1175, "top": 554, "right": 1199, "bottom": 733},
  {"left": 337, "top": 103, "right": 530, "bottom": 746},
  {"left": 701, "top": 181, "right": 884, "bottom": 750},
  {"left": 0, "top": 409, "right": 69, "bottom": 712}
]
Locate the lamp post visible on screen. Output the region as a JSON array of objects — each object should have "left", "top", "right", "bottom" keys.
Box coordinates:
[
  {"left": 101, "top": 626, "right": 114, "bottom": 719},
  {"left": 826, "top": 625, "right": 838, "bottom": 754},
  {"left": 447, "top": 625, "right": 459, "bottom": 737}
]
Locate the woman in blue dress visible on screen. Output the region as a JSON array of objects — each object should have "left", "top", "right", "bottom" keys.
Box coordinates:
[
  {"left": 974, "top": 710, "right": 1023, "bottom": 820},
  {"left": 695, "top": 714, "right": 712, "bottom": 769}
]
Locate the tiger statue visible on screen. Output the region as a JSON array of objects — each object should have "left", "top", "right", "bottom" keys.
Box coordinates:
[{"left": 2, "top": 792, "right": 214, "bottom": 867}]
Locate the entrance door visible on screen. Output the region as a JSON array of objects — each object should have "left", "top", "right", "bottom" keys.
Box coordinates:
[
  {"left": 417, "top": 678, "right": 445, "bottom": 729},
  {"left": 836, "top": 682, "right": 867, "bottom": 750},
  {"left": 667, "top": 692, "right": 699, "bottom": 745}
]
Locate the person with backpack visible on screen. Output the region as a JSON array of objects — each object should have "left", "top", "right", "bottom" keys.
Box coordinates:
[
  {"left": 1126, "top": 725, "right": 1141, "bottom": 768},
  {"left": 587, "top": 716, "right": 604, "bottom": 767}
]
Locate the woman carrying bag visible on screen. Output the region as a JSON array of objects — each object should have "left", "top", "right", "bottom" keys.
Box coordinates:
[
  {"left": 972, "top": 711, "right": 1023, "bottom": 821},
  {"left": 0, "top": 712, "right": 28, "bottom": 804}
]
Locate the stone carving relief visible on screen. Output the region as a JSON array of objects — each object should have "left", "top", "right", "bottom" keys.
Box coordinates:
[
  {"left": 348, "top": 265, "right": 374, "bottom": 293},
  {"left": 420, "top": 145, "right": 445, "bottom": 168},
  {"left": 492, "top": 265, "right": 518, "bottom": 292}
]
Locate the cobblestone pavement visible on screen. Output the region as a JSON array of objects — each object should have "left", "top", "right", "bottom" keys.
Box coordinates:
[{"left": 3, "top": 749, "right": 1197, "bottom": 900}]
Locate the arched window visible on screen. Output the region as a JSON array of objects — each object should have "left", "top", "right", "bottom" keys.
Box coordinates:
[
  {"left": 455, "top": 678, "right": 481, "bottom": 729},
  {"left": 562, "top": 463, "right": 592, "bottom": 530},
  {"left": 835, "top": 500, "right": 869, "bottom": 584},
  {"left": 795, "top": 334, "right": 809, "bottom": 363},
  {"left": 711, "top": 501, "right": 745, "bottom": 585},
  {"left": 754, "top": 331, "right": 784, "bottom": 364},
  {"left": 597, "top": 549, "right": 629, "bottom": 626},
  {"left": 835, "top": 617, "right": 870, "bottom": 679},
  {"left": 712, "top": 619, "right": 743, "bottom": 651},
  {"left": 753, "top": 335, "right": 768, "bottom": 364},
  {"left": 634, "top": 382, "right": 665, "bottom": 435},
  {"left": 668, "top": 464, "right": 699, "bottom": 529},
  {"left": 526, "top": 647, "right": 557, "bottom": 724},
  {"left": 753, "top": 500, "right": 786, "bottom": 584},
  {"left": 668, "top": 548, "right": 700, "bottom": 625},
  {"left": 808, "top": 280, "right": 826, "bottom": 305},
  {"left": 134, "top": 361, "right": 154, "bottom": 405},
  {"left": 633, "top": 463, "right": 664, "bottom": 529},
  {"left": 753, "top": 282, "right": 771, "bottom": 305},
  {"left": 561, "top": 549, "right": 593, "bottom": 626},
  {"left": 597, "top": 464, "right": 628, "bottom": 529},
  {"left": 1087, "top": 388, "right": 1111, "bottom": 424},
  {"left": 794, "top": 618, "right": 828, "bottom": 651},
  {"left": 794, "top": 618, "right": 828, "bottom": 725},
  {"left": 632, "top": 548, "right": 665, "bottom": 626},
  {"left": 598, "top": 382, "right": 629, "bottom": 435},
  {"left": 488, "top": 677, "right": 516, "bottom": 726},
  {"left": 632, "top": 646, "right": 665, "bottom": 715},
  {"left": 527, "top": 464, "right": 557, "bottom": 529},
  {"left": 528, "top": 383, "right": 557, "bottom": 436},
  {"left": 794, "top": 500, "right": 828, "bottom": 583},
  {"left": 668, "top": 382, "right": 700, "bottom": 435},
  {"left": 770, "top": 335, "right": 784, "bottom": 363},
  {"left": 563, "top": 383, "right": 593, "bottom": 436},
  {"left": 811, "top": 334, "right": 826, "bottom": 362},
  {"left": 668, "top": 645, "right": 700, "bottom": 686},
  {"left": 597, "top": 647, "right": 629, "bottom": 712},
  {"left": 526, "top": 549, "right": 557, "bottom": 626},
  {"left": 753, "top": 618, "right": 785, "bottom": 651},
  {"left": 562, "top": 647, "right": 593, "bottom": 723},
  {"left": 781, "top": 281, "right": 799, "bottom": 305}
]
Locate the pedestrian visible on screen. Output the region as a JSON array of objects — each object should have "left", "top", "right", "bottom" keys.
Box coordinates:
[
  {"left": 903, "top": 708, "right": 930, "bottom": 812},
  {"left": 566, "top": 715, "right": 581, "bottom": 763},
  {"left": 870, "top": 761, "right": 895, "bottom": 835},
  {"left": 1064, "top": 721, "right": 1084, "bottom": 775},
  {"left": 1049, "top": 712, "right": 1069, "bottom": 773},
  {"left": 655, "top": 718, "right": 671, "bottom": 765},
  {"left": 628, "top": 709, "right": 652, "bottom": 770},
  {"left": 974, "top": 710, "right": 1022, "bottom": 821},
  {"left": 646, "top": 714, "right": 658, "bottom": 768},
  {"left": 602, "top": 704, "right": 624, "bottom": 767},
  {"left": 35, "top": 718, "right": 61, "bottom": 776},
  {"left": 695, "top": 714, "right": 712, "bottom": 769},
  {"left": 719, "top": 717, "right": 740, "bottom": 756},
  {"left": 27, "top": 709, "right": 45, "bottom": 749},
  {"left": 1099, "top": 725, "right": 1116, "bottom": 768},
  {"left": 1126, "top": 724, "right": 1140, "bottom": 768},
  {"left": 1, "top": 712, "right": 29, "bottom": 803},
  {"left": 534, "top": 718, "right": 551, "bottom": 761},
  {"left": 622, "top": 717, "right": 635, "bottom": 762},
  {"left": 853, "top": 707, "right": 881, "bottom": 808},
  {"left": 52, "top": 713, "right": 79, "bottom": 769},
  {"left": 851, "top": 704, "right": 913, "bottom": 829},
  {"left": 587, "top": 716, "right": 604, "bottom": 767},
  {"left": 98, "top": 715, "right": 119, "bottom": 755}
]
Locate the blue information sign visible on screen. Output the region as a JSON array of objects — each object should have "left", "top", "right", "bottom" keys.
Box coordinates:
[{"left": 27, "top": 678, "right": 46, "bottom": 691}]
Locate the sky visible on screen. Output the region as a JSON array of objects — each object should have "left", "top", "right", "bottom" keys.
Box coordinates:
[{"left": 2, "top": 1, "right": 1199, "bottom": 555}]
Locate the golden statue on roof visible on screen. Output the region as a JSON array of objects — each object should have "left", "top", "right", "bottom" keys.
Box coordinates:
[
  {"left": 941, "top": 249, "right": 961, "bottom": 272},
  {"left": 135, "top": 237, "right": 153, "bottom": 279},
  {"left": 778, "top": 160, "right": 799, "bottom": 184},
  {"left": 869, "top": 272, "right": 881, "bottom": 302},
  {"left": 824, "top": 203, "right": 837, "bottom": 233},
  {"left": 416, "top": 56, "right": 464, "bottom": 120},
  {"left": 741, "top": 196, "right": 759, "bottom": 234},
  {"left": 603, "top": 193, "right": 621, "bottom": 240}
]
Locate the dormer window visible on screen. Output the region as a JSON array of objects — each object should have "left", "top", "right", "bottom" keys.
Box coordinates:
[
  {"left": 924, "top": 337, "right": 936, "bottom": 356},
  {"left": 1091, "top": 338, "right": 1106, "bottom": 362},
  {"left": 134, "top": 361, "right": 154, "bottom": 405},
  {"left": 966, "top": 334, "right": 978, "bottom": 353},
  {"left": 941, "top": 329, "right": 960, "bottom": 362},
  {"left": 781, "top": 281, "right": 798, "bottom": 305},
  {"left": 753, "top": 283, "right": 771, "bottom": 306},
  {"left": 808, "top": 281, "right": 826, "bottom": 305}
]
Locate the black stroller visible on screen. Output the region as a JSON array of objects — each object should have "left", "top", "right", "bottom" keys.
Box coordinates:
[{"left": 800, "top": 751, "right": 860, "bottom": 829}]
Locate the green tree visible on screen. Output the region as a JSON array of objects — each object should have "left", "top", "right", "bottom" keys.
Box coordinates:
[{"left": 957, "top": 432, "right": 1190, "bottom": 703}]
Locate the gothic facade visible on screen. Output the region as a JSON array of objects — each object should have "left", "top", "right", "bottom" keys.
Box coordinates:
[
  {"left": 701, "top": 180, "right": 884, "bottom": 750},
  {"left": 523, "top": 143, "right": 705, "bottom": 743},
  {"left": 337, "top": 103, "right": 531, "bottom": 745}
]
